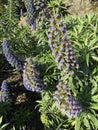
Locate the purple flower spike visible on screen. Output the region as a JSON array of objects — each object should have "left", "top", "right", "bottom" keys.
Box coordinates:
[
  {"left": 48, "top": 14, "right": 79, "bottom": 74},
  {"left": 23, "top": 58, "right": 45, "bottom": 93},
  {"left": 0, "top": 80, "right": 10, "bottom": 102},
  {"left": 24, "top": 0, "right": 36, "bottom": 30},
  {"left": 2, "top": 39, "right": 23, "bottom": 71},
  {"left": 20, "top": 9, "right": 23, "bottom": 17},
  {"left": 54, "top": 81, "right": 82, "bottom": 117}
]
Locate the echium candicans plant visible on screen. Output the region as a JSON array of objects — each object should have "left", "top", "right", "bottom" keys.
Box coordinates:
[
  {"left": 2, "top": 39, "right": 23, "bottom": 71},
  {"left": 37, "top": 13, "right": 98, "bottom": 129},
  {"left": 48, "top": 13, "right": 79, "bottom": 76},
  {"left": 47, "top": 13, "right": 82, "bottom": 117},
  {"left": 0, "top": 80, "right": 10, "bottom": 102},
  {"left": 23, "top": 58, "right": 45, "bottom": 92},
  {"left": 48, "top": 0, "right": 70, "bottom": 16},
  {"left": 33, "top": 0, "right": 50, "bottom": 19},
  {"left": 24, "top": 0, "right": 50, "bottom": 30},
  {"left": 24, "top": 0, "right": 36, "bottom": 30},
  {"left": 54, "top": 81, "right": 82, "bottom": 117}
]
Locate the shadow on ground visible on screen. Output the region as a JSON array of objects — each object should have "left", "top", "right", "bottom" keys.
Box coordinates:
[{"left": 0, "top": 53, "right": 44, "bottom": 130}]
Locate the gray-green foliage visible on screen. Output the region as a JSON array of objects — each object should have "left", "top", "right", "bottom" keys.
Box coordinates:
[
  {"left": 0, "top": 0, "right": 37, "bottom": 60},
  {"left": 0, "top": 0, "right": 18, "bottom": 39},
  {"left": 48, "top": 0, "right": 70, "bottom": 16},
  {"left": 66, "top": 14, "right": 98, "bottom": 73}
]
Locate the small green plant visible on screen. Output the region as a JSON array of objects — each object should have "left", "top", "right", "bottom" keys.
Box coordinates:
[
  {"left": 67, "top": 14, "right": 98, "bottom": 72},
  {"left": 48, "top": 0, "right": 70, "bottom": 16},
  {"left": 36, "top": 92, "right": 69, "bottom": 129},
  {"left": 0, "top": 116, "right": 9, "bottom": 130},
  {"left": 11, "top": 108, "right": 33, "bottom": 130}
]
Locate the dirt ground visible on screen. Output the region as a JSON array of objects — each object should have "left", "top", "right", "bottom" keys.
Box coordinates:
[{"left": 68, "top": 0, "right": 98, "bottom": 15}]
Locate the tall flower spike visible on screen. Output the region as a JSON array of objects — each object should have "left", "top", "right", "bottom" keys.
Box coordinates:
[
  {"left": 2, "top": 39, "right": 23, "bottom": 71},
  {"left": 54, "top": 81, "right": 82, "bottom": 117},
  {"left": 48, "top": 14, "right": 79, "bottom": 75},
  {"left": 24, "top": 0, "right": 36, "bottom": 30},
  {"left": 0, "top": 80, "right": 10, "bottom": 102},
  {"left": 23, "top": 58, "right": 45, "bottom": 92},
  {"left": 33, "top": 0, "right": 50, "bottom": 19}
]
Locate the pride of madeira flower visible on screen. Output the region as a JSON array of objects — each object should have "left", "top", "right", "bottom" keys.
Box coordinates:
[
  {"left": 33, "top": 0, "right": 50, "bottom": 19},
  {"left": 48, "top": 14, "right": 79, "bottom": 76},
  {"left": 23, "top": 58, "right": 45, "bottom": 92},
  {"left": 54, "top": 81, "right": 82, "bottom": 117},
  {"left": 24, "top": 0, "right": 50, "bottom": 30},
  {"left": 2, "top": 39, "right": 23, "bottom": 71},
  {"left": 48, "top": 14, "right": 82, "bottom": 117},
  {"left": 0, "top": 80, "right": 10, "bottom": 102},
  {"left": 24, "top": 0, "right": 36, "bottom": 30}
]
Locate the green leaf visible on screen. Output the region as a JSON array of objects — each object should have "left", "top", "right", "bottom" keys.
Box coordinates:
[
  {"left": 83, "top": 118, "right": 90, "bottom": 129},
  {"left": 0, "top": 123, "right": 9, "bottom": 130},
  {"left": 91, "top": 87, "right": 98, "bottom": 95},
  {"left": 88, "top": 114, "right": 98, "bottom": 127},
  {"left": 90, "top": 103, "right": 98, "bottom": 110},
  {"left": 92, "top": 67, "right": 98, "bottom": 74},
  {"left": 90, "top": 46, "right": 98, "bottom": 50},
  {"left": 92, "top": 95, "right": 98, "bottom": 101},
  {"left": 86, "top": 53, "right": 90, "bottom": 66},
  {"left": 0, "top": 116, "right": 3, "bottom": 124},
  {"left": 75, "top": 117, "right": 81, "bottom": 130},
  {"left": 92, "top": 56, "right": 98, "bottom": 62}
]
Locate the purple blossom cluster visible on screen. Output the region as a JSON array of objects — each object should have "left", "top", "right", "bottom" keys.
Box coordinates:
[
  {"left": 24, "top": 0, "right": 36, "bottom": 30},
  {"left": 0, "top": 80, "right": 10, "bottom": 102},
  {"left": 48, "top": 14, "right": 79, "bottom": 75},
  {"left": 54, "top": 81, "right": 82, "bottom": 117},
  {"left": 48, "top": 14, "right": 82, "bottom": 117},
  {"left": 33, "top": 0, "right": 47, "bottom": 10},
  {"left": 24, "top": 0, "right": 50, "bottom": 30},
  {"left": 2, "top": 39, "right": 23, "bottom": 71},
  {"left": 23, "top": 58, "right": 45, "bottom": 92},
  {"left": 33, "top": 0, "right": 50, "bottom": 19}
]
